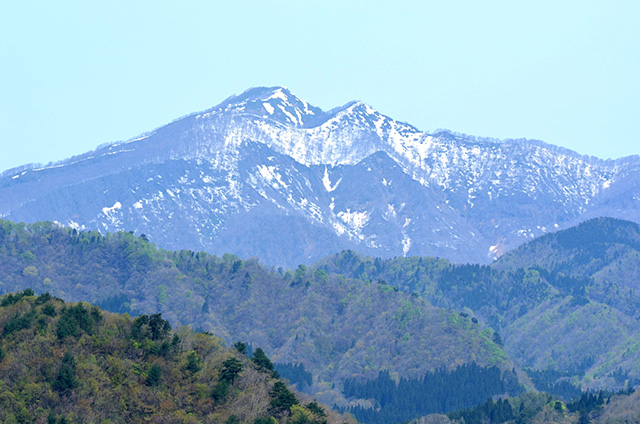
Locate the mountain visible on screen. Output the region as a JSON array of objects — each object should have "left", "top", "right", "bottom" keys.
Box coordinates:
[
  {"left": 1, "top": 87, "right": 639, "bottom": 266},
  {"left": 0, "top": 219, "right": 521, "bottom": 415},
  {"left": 315, "top": 218, "right": 640, "bottom": 394},
  {"left": 0, "top": 289, "right": 352, "bottom": 424}
]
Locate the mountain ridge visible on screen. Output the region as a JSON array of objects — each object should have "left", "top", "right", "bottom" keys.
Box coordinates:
[{"left": 1, "top": 87, "right": 639, "bottom": 266}]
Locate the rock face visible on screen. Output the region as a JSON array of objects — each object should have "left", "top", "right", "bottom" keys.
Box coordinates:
[{"left": 1, "top": 86, "right": 639, "bottom": 266}]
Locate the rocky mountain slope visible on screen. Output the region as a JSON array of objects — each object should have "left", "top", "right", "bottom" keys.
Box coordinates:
[{"left": 1, "top": 87, "right": 639, "bottom": 266}]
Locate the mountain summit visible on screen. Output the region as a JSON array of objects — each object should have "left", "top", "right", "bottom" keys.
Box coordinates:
[{"left": 1, "top": 87, "right": 639, "bottom": 266}]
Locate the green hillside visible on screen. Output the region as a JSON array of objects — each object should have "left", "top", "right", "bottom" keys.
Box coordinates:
[
  {"left": 0, "top": 289, "right": 352, "bottom": 424},
  {"left": 494, "top": 217, "right": 640, "bottom": 318},
  {"left": 0, "top": 220, "right": 518, "bottom": 413},
  {"left": 315, "top": 219, "right": 640, "bottom": 394}
]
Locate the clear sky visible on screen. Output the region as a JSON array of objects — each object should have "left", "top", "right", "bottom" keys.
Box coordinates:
[{"left": 1, "top": 1, "right": 638, "bottom": 173}]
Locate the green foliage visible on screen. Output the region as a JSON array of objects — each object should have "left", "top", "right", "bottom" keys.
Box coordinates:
[
  {"left": 0, "top": 289, "right": 35, "bottom": 307},
  {"left": 131, "top": 313, "right": 171, "bottom": 341},
  {"left": 342, "top": 365, "right": 510, "bottom": 423},
  {"left": 185, "top": 351, "right": 202, "bottom": 373},
  {"left": 146, "top": 364, "right": 162, "bottom": 387},
  {"left": 42, "top": 303, "right": 56, "bottom": 316},
  {"left": 269, "top": 381, "right": 298, "bottom": 413},
  {"left": 225, "top": 415, "right": 240, "bottom": 424},
  {"left": 220, "top": 357, "right": 244, "bottom": 383},
  {"left": 3, "top": 309, "right": 36, "bottom": 337},
  {"left": 0, "top": 219, "right": 518, "bottom": 411},
  {"left": 55, "top": 303, "right": 101, "bottom": 339},
  {"left": 53, "top": 352, "right": 78, "bottom": 392},
  {"left": 252, "top": 347, "right": 278, "bottom": 377},
  {"left": 211, "top": 380, "right": 230, "bottom": 403},
  {"left": 234, "top": 341, "right": 247, "bottom": 354},
  {"left": 275, "top": 362, "right": 313, "bottom": 389},
  {"left": 157, "top": 285, "right": 168, "bottom": 304},
  {"left": 0, "top": 292, "right": 345, "bottom": 424},
  {"left": 307, "top": 401, "right": 327, "bottom": 417}
]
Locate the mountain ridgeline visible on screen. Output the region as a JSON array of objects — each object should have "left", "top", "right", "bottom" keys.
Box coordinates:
[{"left": 1, "top": 87, "right": 639, "bottom": 267}]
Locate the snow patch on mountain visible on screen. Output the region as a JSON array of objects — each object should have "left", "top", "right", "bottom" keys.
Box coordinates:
[
  {"left": 338, "top": 209, "right": 370, "bottom": 234},
  {"left": 322, "top": 167, "right": 341, "bottom": 192}
]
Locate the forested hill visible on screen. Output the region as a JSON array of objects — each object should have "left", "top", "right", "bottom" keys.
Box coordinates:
[
  {"left": 0, "top": 219, "right": 518, "bottom": 413},
  {"left": 493, "top": 217, "right": 640, "bottom": 317},
  {"left": 315, "top": 218, "right": 640, "bottom": 395},
  {"left": 493, "top": 217, "right": 640, "bottom": 276},
  {"left": 0, "top": 289, "right": 351, "bottom": 424}
]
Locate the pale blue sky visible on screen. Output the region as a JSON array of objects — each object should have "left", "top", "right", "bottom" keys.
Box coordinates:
[{"left": 1, "top": 1, "right": 638, "bottom": 173}]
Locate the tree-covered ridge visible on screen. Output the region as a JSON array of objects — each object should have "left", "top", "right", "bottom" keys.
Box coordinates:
[
  {"left": 494, "top": 217, "right": 640, "bottom": 319},
  {"left": 0, "top": 220, "right": 516, "bottom": 408},
  {"left": 494, "top": 217, "right": 640, "bottom": 272},
  {"left": 0, "top": 289, "right": 353, "bottom": 424},
  {"left": 315, "top": 219, "right": 640, "bottom": 394}
]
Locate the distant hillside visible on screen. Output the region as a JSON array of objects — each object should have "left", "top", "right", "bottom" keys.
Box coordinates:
[
  {"left": 0, "top": 289, "right": 351, "bottom": 424},
  {"left": 0, "top": 219, "right": 518, "bottom": 414},
  {"left": 316, "top": 219, "right": 640, "bottom": 394},
  {"left": 494, "top": 217, "right": 640, "bottom": 318}
]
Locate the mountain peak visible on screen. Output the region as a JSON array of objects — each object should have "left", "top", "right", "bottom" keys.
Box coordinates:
[{"left": 203, "top": 86, "right": 325, "bottom": 127}]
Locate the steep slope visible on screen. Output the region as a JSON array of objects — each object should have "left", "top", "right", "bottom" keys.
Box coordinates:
[
  {"left": 0, "top": 220, "right": 519, "bottom": 410},
  {"left": 0, "top": 289, "right": 351, "bottom": 424},
  {"left": 1, "top": 87, "right": 639, "bottom": 266}
]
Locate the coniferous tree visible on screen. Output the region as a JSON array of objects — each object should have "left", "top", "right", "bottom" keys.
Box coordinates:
[
  {"left": 269, "top": 381, "right": 298, "bottom": 413},
  {"left": 185, "top": 351, "right": 202, "bottom": 373},
  {"left": 53, "top": 352, "right": 78, "bottom": 392},
  {"left": 220, "top": 357, "right": 244, "bottom": 383},
  {"left": 146, "top": 364, "right": 162, "bottom": 387},
  {"left": 252, "top": 347, "right": 279, "bottom": 377},
  {"left": 234, "top": 341, "right": 247, "bottom": 354}
]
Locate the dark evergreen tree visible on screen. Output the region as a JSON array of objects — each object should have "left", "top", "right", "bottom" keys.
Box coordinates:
[
  {"left": 234, "top": 341, "right": 247, "bottom": 355},
  {"left": 211, "top": 380, "right": 230, "bottom": 403},
  {"left": 146, "top": 364, "right": 162, "bottom": 387},
  {"left": 185, "top": 351, "right": 202, "bottom": 373},
  {"left": 220, "top": 357, "right": 244, "bottom": 383},
  {"left": 252, "top": 347, "right": 278, "bottom": 377},
  {"left": 53, "top": 352, "right": 78, "bottom": 392},
  {"left": 269, "top": 381, "right": 298, "bottom": 413}
]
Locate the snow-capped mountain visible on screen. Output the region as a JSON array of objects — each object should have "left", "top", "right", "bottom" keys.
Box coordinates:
[{"left": 1, "top": 86, "right": 639, "bottom": 266}]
